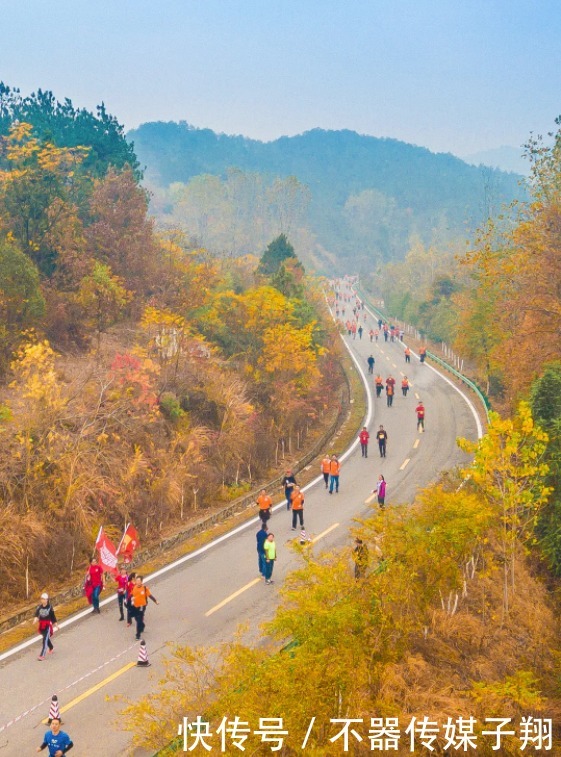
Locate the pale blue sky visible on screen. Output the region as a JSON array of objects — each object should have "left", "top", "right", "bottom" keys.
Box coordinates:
[{"left": 2, "top": 0, "right": 560, "bottom": 156}]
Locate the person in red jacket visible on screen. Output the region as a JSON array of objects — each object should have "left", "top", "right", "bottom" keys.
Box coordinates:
[
  {"left": 115, "top": 566, "right": 129, "bottom": 621},
  {"left": 84, "top": 556, "right": 104, "bottom": 614},
  {"left": 359, "top": 427, "right": 370, "bottom": 458},
  {"left": 416, "top": 401, "right": 425, "bottom": 431}
]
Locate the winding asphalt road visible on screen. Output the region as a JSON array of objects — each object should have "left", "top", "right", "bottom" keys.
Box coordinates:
[{"left": 0, "top": 294, "right": 480, "bottom": 755}]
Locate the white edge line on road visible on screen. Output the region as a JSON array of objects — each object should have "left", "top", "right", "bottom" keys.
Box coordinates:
[{"left": 0, "top": 302, "right": 375, "bottom": 664}]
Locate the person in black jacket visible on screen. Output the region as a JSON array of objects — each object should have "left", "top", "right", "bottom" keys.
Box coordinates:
[
  {"left": 282, "top": 469, "right": 297, "bottom": 510},
  {"left": 33, "top": 593, "right": 58, "bottom": 661}
]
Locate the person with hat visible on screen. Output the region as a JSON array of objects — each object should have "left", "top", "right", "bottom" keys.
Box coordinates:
[
  {"left": 36, "top": 716, "right": 74, "bottom": 755},
  {"left": 33, "top": 593, "right": 58, "bottom": 661}
]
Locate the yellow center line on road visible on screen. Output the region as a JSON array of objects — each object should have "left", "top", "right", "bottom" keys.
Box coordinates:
[
  {"left": 400, "top": 371, "right": 405, "bottom": 376},
  {"left": 415, "top": 392, "right": 420, "bottom": 399},
  {"left": 364, "top": 492, "right": 377, "bottom": 505},
  {"left": 413, "top": 439, "right": 420, "bottom": 449},
  {"left": 312, "top": 523, "right": 340, "bottom": 543},
  {"left": 386, "top": 356, "right": 391, "bottom": 361},
  {"left": 400, "top": 458, "right": 410, "bottom": 471},
  {"left": 205, "top": 578, "right": 262, "bottom": 617},
  {"left": 42, "top": 661, "right": 137, "bottom": 723},
  {"left": 392, "top": 363, "right": 397, "bottom": 368}
]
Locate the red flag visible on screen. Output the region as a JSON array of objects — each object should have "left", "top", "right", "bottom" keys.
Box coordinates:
[
  {"left": 95, "top": 527, "right": 119, "bottom": 576},
  {"left": 117, "top": 523, "right": 140, "bottom": 564}
]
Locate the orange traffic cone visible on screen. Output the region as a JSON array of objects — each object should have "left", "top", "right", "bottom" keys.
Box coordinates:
[
  {"left": 48, "top": 694, "right": 61, "bottom": 724},
  {"left": 136, "top": 639, "right": 151, "bottom": 667}
]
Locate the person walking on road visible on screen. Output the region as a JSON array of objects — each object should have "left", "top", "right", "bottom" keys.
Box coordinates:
[
  {"left": 376, "top": 425, "right": 388, "bottom": 458},
  {"left": 358, "top": 325, "right": 363, "bottom": 339},
  {"left": 84, "top": 556, "right": 104, "bottom": 614},
  {"left": 34, "top": 593, "right": 58, "bottom": 661},
  {"left": 256, "top": 489, "right": 272, "bottom": 523},
  {"left": 386, "top": 382, "right": 394, "bottom": 407},
  {"left": 282, "top": 469, "right": 297, "bottom": 510},
  {"left": 321, "top": 455, "right": 331, "bottom": 488},
  {"left": 367, "top": 355, "right": 375, "bottom": 374},
  {"left": 353, "top": 538, "right": 369, "bottom": 579},
  {"left": 125, "top": 571, "right": 136, "bottom": 626},
  {"left": 37, "top": 717, "right": 73, "bottom": 756},
  {"left": 115, "top": 566, "right": 129, "bottom": 621},
  {"left": 419, "top": 346, "right": 427, "bottom": 363},
  {"left": 416, "top": 401, "right": 425, "bottom": 432},
  {"left": 401, "top": 376, "right": 410, "bottom": 397},
  {"left": 404, "top": 346, "right": 411, "bottom": 363},
  {"left": 290, "top": 486, "right": 305, "bottom": 529},
  {"left": 130, "top": 575, "right": 159, "bottom": 640},
  {"left": 359, "top": 426, "right": 370, "bottom": 457},
  {"left": 329, "top": 454, "right": 341, "bottom": 494},
  {"left": 264, "top": 533, "right": 277, "bottom": 584},
  {"left": 375, "top": 475, "right": 387, "bottom": 510},
  {"left": 256, "top": 522, "right": 269, "bottom": 577},
  {"left": 375, "top": 374, "right": 383, "bottom": 398}
]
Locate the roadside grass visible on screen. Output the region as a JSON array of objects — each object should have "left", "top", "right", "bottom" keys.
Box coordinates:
[{"left": 0, "top": 352, "right": 366, "bottom": 657}]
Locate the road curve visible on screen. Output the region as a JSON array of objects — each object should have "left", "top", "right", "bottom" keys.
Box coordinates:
[{"left": 0, "top": 299, "right": 479, "bottom": 756}]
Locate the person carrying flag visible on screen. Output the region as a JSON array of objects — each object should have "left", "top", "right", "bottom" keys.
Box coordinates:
[{"left": 117, "top": 523, "right": 140, "bottom": 564}]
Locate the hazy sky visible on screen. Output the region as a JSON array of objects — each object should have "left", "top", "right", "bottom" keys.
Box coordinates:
[{"left": 2, "top": 1, "right": 560, "bottom": 156}]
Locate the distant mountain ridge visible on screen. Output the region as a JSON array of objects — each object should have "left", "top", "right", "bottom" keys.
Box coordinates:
[
  {"left": 462, "top": 145, "right": 529, "bottom": 176},
  {"left": 128, "top": 122, "right": 526, "bottom": 271}
]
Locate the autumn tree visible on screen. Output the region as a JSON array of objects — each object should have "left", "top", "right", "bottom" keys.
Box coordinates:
[
  {"left": 76, "top": 262, "right": 132, "bottom": 349},
  {"left": 0, "top": 122, "right": 88, "bottom": 274},
  {"left": 0, "top": 82, "right": 140, "bottom": 178},
  {"left": 257, "top": 233, "right": 299, "bottom": 276},
  {"left": 84, "top": 166, "right": 157, "bottom": 298},
  {"left": 0, "top": 235, "right": 45, "bottom": 371},
  {"left": 529, "top": 363, "right": 561, "bottom": 574},
  {"left": 458, "top": 402, "right": 551, "bottom": 616}
]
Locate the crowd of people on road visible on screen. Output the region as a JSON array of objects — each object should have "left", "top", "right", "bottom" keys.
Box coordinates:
[
  {"left": 30, "top": 272, "right": 428, "bottom": 757},
  {"left": 253, "top": 277, "right": 429, "bottom": 591}
]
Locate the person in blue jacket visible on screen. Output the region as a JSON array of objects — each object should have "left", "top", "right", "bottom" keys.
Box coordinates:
[
  {"left": 37, "top": 717, "right": 73, "bottom": 756},
  {"left": 256, "top": 522, "right": 269, "bottom": 577}
]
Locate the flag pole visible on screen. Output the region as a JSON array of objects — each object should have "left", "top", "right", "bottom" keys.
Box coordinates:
[
  {"left": 93, "top": 525, "right": 103, "bottom": 558},
  {"left": 117, "top": 523, "right": 129, "bottom": 556}
]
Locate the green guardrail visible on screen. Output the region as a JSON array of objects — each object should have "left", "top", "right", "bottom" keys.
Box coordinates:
[{"left": 354, "top": 285, "right": 491, "bottom": 423}]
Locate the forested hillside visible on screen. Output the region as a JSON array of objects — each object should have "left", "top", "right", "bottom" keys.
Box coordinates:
[
  {"left": 128, "top": 121, "right": 525, "bottom": 272},
  {"left": 0, "top": 85, "right": 343, "bottom": 603}
]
